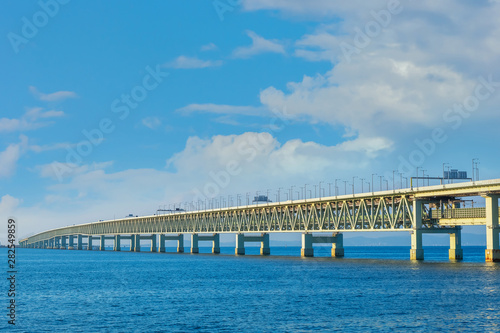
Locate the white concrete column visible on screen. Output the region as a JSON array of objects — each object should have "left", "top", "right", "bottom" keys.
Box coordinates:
[
  {"left": 411, "top": 199, "right": 424, "bottom": 260},
  {"left": 331, "top": 233, "right": 344, "bottom": 257},
  {"left": 77, "top": 236, "right": 83, "bottom": 250},
  {"left": 114, "top": 235, "right": 121, "bottom": 251},
  {"left": 191, "top": 234, "right": 199, "bottom": 253},
  {"left": 159, "top": 235, "right": 166, "bottom": 253},
  {"left": 301, "top": 233, "right": 313, "bottom": 257},
  {"left": 235, "top": 233, "right": 245, "bottom": 255},
  {"left": 212, "top": 233, "right": 220, "bottom": 254},
  {"left": 485, "top": 194, "right": 500, "bottom": 262},
  {"left": 260, "top": 233, "right": 270, "bottom": 255},
  {"left": 100, "top": 235, "right": 106, "bottom": 251},
  {"left": 449, "top": 229, "right": 463, "bottom": 260},
  {"left": 178, "top": 234, "right": 184, "bottom": 253}
]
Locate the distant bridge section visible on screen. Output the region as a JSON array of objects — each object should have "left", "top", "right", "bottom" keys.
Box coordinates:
[{"left": 19, "top": 179, "right": 500, "bottom": 261}]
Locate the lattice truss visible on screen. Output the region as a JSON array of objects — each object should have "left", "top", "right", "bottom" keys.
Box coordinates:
[{"left": 23, "top": 195, "right": 444, "bottom": 245}]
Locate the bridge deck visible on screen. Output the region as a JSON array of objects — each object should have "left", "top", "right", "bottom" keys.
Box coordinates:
[{"left": 19, "top": 179, "right": 500, "bottom": 245}]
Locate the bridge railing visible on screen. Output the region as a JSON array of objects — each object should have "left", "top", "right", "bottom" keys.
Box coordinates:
[{"left": 431, "top": 207, "right": 487, "bottom": 219}]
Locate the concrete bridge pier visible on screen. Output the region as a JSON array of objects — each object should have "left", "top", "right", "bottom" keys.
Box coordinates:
[
  {"left": 54, "top": 237, "right": 61, "bottom": 249},
  {"left": 159, "top": 234, "right": 184, "bottom": 253},
  {"left": 301, "top": 233, "right": 344, "bottom": 257},
  {"left": 145, "top": 234, "right": 157, "bottom": 252},
  {"left": 235, "top": 233, "right": 270, "bottom": 255},
  {"left": 190, "top": 234, "right": 220, "bottom": 254},
  {"left": 100, "top": 235, "right": 106, "bottom": 251},
  {"left": 116, "top": 235, "right": 134, "bottom": 251},
  {"left": 114, "top": 235, "right": 121, "bottom": 251},
  {"left": 411, "top": 199, "right": 424, "bottom": 260},
  {"left": 88, "top": 236, "right": 93, "bottom": 250},
  {"left": 449, "top": 229, "right": 463, "bottom": 260},
  {"left": 61, "top": 236, "right": 67, "bottom": 249},
  {"left": 484, "top": 194, "right": 500, "bottom": 262},
  {"left": 68, "top": 235, "right": 75, "bottom": 250},
  {"left": 191, "top": 234, "right": 199, "bottom": 253},
  {"left": 77, "top": 235, "right": 83, "bottom": 250},
  {"left": 134, "top": 234, "right": 141, "bottom": 252}
]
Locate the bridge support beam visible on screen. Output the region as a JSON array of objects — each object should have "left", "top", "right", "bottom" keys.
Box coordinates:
[
  {"left": 68, "top": 235, "right": 75, "bottom": 250},
  {"left": 88, "top": 236, "right": 93, "bottom": 250},
  {"left": 301, "top": 233, "right": 344, "bottom": 257},
  {"left": 191, "top": 234, "right": 199, "bottom": 253},
  {"left": 61, "top": 236, "right": 67, "bottom": 249},
  {"left": 449, "top": 229, "right": 463, "bottom": 260},
  {"left": 100, "top": 235, "right": 106, "bottom": 251},
  {"left": 235, "top": 233, "right": 270, "bottom": 255},
  {"left": 197, "top": 234, "right": 220, "bottom": 254},
  {"left": 54, "top": 237, "right": 61, "bottom": 249},
  {"left": 484, "top": 194, "right": 500, "bottom": 262},
  {"left": 411, "top": 200, "right": 424, "bottom": 260},
  {"left": 159, "top": 234, "right": 184, "bottom": 253},
  {"left": 114, "top": 235, "right": 121, "bottom": 251},
  {"left": 77, "top": 235, "right": 83, "bottom": 250},
  {"left": 134, "top": 234, "right": 141, "bottom": 252}
]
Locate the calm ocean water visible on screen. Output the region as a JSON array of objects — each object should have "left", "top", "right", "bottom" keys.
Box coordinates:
[{"left": 3, "top": 246, "right": 500, "bottom": 332}]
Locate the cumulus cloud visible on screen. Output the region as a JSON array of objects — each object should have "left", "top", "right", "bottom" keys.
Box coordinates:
[
  {"left": 232, "top": 30, "right": 286, "bottom": 58},
  {"left": 29, "top": 86, "right": 78, "bottom": 102},
  {"left": 165, "top": 56, "right": 222, "bottom": 69}
]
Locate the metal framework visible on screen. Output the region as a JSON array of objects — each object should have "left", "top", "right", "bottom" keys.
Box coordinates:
[{"left": 20, "top": 178, "right": 500, "bottom": 247}]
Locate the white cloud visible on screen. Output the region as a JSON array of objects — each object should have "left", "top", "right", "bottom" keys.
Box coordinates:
[
  {"left": 29, "top": 86, "right": 78, "bottom": 102},
  {"left": 177, "top": 103, "right": 266, "bottom": 116},
  {"left": 142, "top": 117, "right": 161, "bottom": 129},
  {"left": 10, "top": 132, "right": 391, "bottom": 240},
  {"left": 0, "top": 135, "right": 28, "bottom": 178},
  {"left": 0, "top": 107, "right": 64, "bottom": 133},
  {"left": 165, "top": 56, "right": 222, "bottom": 69},
  {"left": 232, "top": 30, "right": 286, "bottom": 58},
  {"left": 29, "top": 142, "right": 76, "bottom": 153},
  {"left": 201, "top": 43, "right": 218, "bottom": 51},
  {"left": 37, "top": 161, "right": 113, "bottom": 181}
]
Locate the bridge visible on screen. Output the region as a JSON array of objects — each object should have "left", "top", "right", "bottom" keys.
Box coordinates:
[{"left": 19, "top": 179, "right": 500, "bottom": 261}]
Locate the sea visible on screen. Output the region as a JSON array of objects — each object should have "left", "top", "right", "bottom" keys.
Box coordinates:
[{"left": 3, "top": 246, "right": 500, "bottom": 332}]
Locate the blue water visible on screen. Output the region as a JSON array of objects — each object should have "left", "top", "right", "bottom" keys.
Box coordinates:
[{"left": 3, "top": 246, "right": 500, "bottom": 332}]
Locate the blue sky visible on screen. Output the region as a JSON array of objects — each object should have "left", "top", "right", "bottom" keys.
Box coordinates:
[{"left": 2, "top": 0, "right": 500, "bottom": 245}]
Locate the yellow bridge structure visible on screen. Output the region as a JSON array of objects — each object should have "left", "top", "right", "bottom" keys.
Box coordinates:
[{"left": 19, "top": 179, "right": 500, "bottom": 261}]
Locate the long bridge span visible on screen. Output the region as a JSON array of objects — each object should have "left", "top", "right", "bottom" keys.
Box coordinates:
[{"left": 19, "top": 179, "right": 500, "bottom": 261}]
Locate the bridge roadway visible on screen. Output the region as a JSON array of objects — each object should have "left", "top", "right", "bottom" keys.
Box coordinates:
[{"left": 19, "top": 179, "right": 500, "bottom": 261}]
